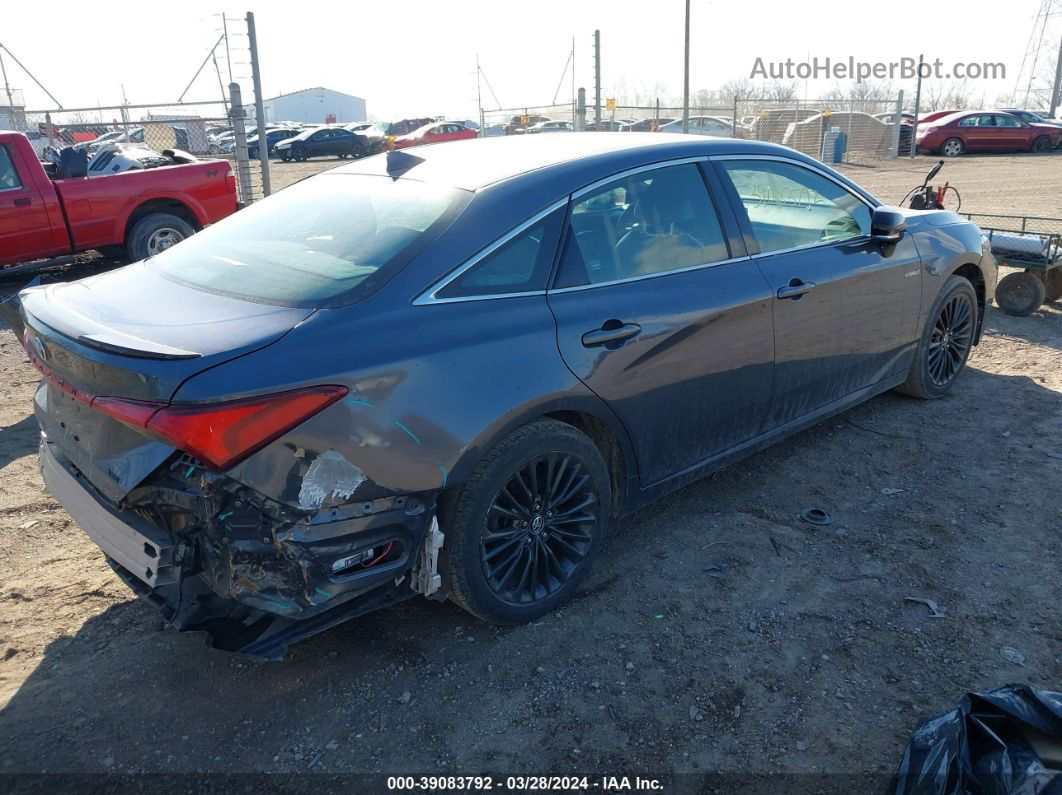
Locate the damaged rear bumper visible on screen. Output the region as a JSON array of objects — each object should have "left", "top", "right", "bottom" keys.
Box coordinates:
[{"left": 39, "top": 440, "right": 440, "bottom": 659}]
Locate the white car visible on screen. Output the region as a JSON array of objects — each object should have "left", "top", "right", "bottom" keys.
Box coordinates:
[
  {"left": 657, "top": 116, "right": 746, "bottom": 137},
  {"left": 526, "top": 120, "right": 573, "bottom": 134}
]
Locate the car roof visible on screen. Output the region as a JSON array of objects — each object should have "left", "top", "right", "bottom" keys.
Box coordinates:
[{"left": 332, "top": 131, "right": 833, "bottom": 192}]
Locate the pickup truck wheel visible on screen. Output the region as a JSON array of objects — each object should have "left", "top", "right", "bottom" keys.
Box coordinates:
[
  {"left": 127, "top": 213, "right": 194, "bottom": 262},
  {"left": 895, "top": 275, "right": 977, "bottom": 399},
  {"left": 444, "top": 420, "right": 611, "bottom": 625}
]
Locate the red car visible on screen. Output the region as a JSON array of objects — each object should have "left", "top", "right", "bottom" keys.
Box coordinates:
[
  {"left": 392, "top": 122, "right": 477, "bottom": 149},
  {"left": 916, "top": 111, "right": 1062, "bottom": 157}
]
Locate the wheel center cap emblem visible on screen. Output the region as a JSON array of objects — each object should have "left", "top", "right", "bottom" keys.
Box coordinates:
[{"left": 530, "top": 515, "right": 545, "bottom": 533}]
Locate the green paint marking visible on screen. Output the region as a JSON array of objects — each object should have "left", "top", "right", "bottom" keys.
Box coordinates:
[
  {"left": 185, "top": 464, "right": 195, "bottom": 478},
  {"left": 316, "top": 587, "right": 331, "bottom": 597},
  {"left": 394, "top": 421, "right": 421, "bottom": 445},
  {"left": 218, "top": 511, "right": 234, "bottom": 521},
  {"left": 438, "top": 464, "right": 448, "bottom": 488}
]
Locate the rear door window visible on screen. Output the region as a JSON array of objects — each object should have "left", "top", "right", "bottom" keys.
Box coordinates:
[{"left": 554, "top": 162, "right": 730, "bottom": 288}]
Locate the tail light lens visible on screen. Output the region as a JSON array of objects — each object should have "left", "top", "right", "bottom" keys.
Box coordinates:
[
  {"left": 94, "top": 386, "right": 348, "bottom": 471},
  {"left": 226, "top": 168, "right": 237, "bottom": 193}
]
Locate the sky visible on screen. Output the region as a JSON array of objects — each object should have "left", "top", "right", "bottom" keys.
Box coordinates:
[{"left": 2, "top": 0, "right": 1056, "bottom": 120}]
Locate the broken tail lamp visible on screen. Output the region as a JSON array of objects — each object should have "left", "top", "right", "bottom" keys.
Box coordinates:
[{"left": 93, "top": 386, "right": 349, "bottom": 471}]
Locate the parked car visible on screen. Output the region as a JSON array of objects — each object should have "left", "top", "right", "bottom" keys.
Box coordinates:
[
  {"left": 8, "top": 133, "right": 997, "bottom": 658},
  {"left": 247, "top": 128, "right": 300, "bottom": 159},
  {"left": 656, "top": 116, "right": 745, "bottom": 137},
  {"left": 915, "top": 111, "right": 1062, "bottom": 156},
  {"left": 998, "top": 109, "right": 1062, "bottom": 146},
  {"left": 506, "top": 115, "right": 551, "bottom": 134},
  {"left": 584, "top": 119, "right": 626, "bottom": 132},
  {"left": 383, "top": 118, "right": 436, "bottom": 138},
  {"left": 620, "top": 117, "right": 675, "bottom": 132},
  {"left": 393, "top": 122, "right": 477, "bottom": 149},
  {"left": 273, "top": 127, "right": 367, "bottom": 161},
  {"left": 0, "top": 131, "right": 237, "bottom": 267},
  {"left": 873, "top": 112, "right": 916, "bottom": 124},
  {"left": 525, "top": 120, "right": 573, "bottom": 134},
  {"left": 916, "top": 109, "right": 963, "bottom": 125}
]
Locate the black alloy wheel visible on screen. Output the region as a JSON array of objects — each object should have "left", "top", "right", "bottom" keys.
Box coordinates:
[
  {"left": 481, "top": 453, "right": 597, "bottom": 605},
  {"left": 927, "top": 292, "right": 975, "bottom": 387}
]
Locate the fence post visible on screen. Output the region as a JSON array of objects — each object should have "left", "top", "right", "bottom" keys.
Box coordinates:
[
  {"left": 846, "top": 97, "right": 854, "bottom": 164},
  {"left": 732, "top": 95, "right": 739, "bottom": 136},
  {"left": 246, "top": 12, "right": 271, "bottom": 197},
  {"left": 910, "top": 54, "right": 923, "bottom": 159},
  {"left": 45, "top": 112, "right": 54, "bottom": 148},
  {"left": 576, "top": 88, "right": 586, "bottom": 131},
  {"left": 228, "top": 82, "right": 253, "bottom": 206},
  {"left": 891, "top": 90, "right": 904, "bottom": 157}
]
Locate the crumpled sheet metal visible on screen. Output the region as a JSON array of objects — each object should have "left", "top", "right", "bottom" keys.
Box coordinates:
[{"left": 893, "top": 684, "right": 1062, "bottom": 795}]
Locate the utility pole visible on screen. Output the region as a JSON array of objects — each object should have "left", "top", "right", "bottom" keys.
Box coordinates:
[
  {"left": 246, "top": 12, "right": 270, "bottom": 197},
  {"left": 476, "top": 55, "right": 484, "bottom": 136},
  {"left": 1051, "top": 34, "right": 1062, "bottom": 118},
  {"left": 683, "top": 0, "right": 690, "bottom": 133},
  {"left": 221, "top": 15, "right": 233, "bottom": 83},
  {"left": 593, "top": 29, "right": 601, "bottom": 130},
  {"left": 0, "top": 48, "right": 14, "bottom": 119},
  {"left": 910, "top": 54, "right": 923, "bottom": 160}
]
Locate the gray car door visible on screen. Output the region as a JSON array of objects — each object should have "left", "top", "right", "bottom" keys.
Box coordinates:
[{"left": 547, "top": 160, "right": 775, "bottom": 487}]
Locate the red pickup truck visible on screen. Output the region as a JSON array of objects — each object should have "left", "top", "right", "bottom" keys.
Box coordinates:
[{"left": 0, "top": 130, "right": 238, "bottom": 268}]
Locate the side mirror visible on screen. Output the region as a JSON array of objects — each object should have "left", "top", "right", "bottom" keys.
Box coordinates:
[{"left": 871, "top": 206, "right": 907, "bottom": 244}]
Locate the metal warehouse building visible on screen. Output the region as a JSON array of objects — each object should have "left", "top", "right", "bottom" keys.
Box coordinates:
[{"left": 261, "top": 87, "right": 366, "bottom": 124}]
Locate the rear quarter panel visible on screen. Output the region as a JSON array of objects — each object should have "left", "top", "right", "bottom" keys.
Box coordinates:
[{"left": 174, "top": 294, "right": 635, "bottom": 513}]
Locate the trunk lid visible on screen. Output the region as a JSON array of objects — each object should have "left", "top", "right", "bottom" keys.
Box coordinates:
[{"left": 19, "top": 262, "right": 315, "bottom": 501}]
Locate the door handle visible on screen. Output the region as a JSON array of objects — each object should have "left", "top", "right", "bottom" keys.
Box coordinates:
[
  {"left": 14, "top": 197, "right": 31, "bottom": 207},
  {"left": 581, "top": 322, "right": 641, "bottom": 348},
  {"left": 776, "top": 279, "right": 817, "bottom": 300}
]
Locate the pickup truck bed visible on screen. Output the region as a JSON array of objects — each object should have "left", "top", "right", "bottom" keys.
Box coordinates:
[{"left": 1, "top": 130, "right": 238, "bottom": 268}]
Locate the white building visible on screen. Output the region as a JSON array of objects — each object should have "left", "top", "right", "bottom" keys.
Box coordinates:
[{"left": 262, "top": 87, "right": 366, "bottom": 125}]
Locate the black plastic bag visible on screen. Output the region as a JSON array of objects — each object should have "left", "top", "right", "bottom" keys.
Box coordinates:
[{"left": 893, "top": 684, "right": 1062, "bottom": 795}]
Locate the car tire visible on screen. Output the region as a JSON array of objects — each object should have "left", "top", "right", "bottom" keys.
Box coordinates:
[
  {"left": 352, "top": 142, "right": 367, "bottom": 158},
  {"left": 444, "top": 419, "right": 611, "bottom": 625},
  {"left": 895, "top": 275, "right": 978, "bottom": 399},
  {"left": 940, "top": 138, "right": 964, "bottom": 157},
  {"left": 1039, "top": 268, "right": 1062, "bottom": 302},
  {"left": 996, "top": 270, "right": 1046, "bottom": 316},
  {"left": 126, "top": 213, "right": 195, "bottom": 262},
  {"left": 1032, "top": 135, "right": 1053, "bottom": 153},
  {"left": 293, "top": 147, "right": 308, "bottom": 162}
]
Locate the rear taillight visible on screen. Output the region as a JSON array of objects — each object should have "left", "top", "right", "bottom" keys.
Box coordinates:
[
  {"left": 94, "top": 386, "right": 348, "bottom": 471},
  {"left": 226, "top": 168, "right": 236, "bottom": 194}
]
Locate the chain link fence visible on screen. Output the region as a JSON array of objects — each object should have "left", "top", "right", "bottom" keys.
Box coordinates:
[
  {"left": 15, "top": 98, "right": 265, "bottom": 202},
  {"left": 479, "top": 96, "right": 911, "bottom": 164}
]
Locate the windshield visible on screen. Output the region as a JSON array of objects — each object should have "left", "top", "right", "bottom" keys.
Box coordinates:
[{"left": 153, "top": 174, "right": 469, "bottom": 306}]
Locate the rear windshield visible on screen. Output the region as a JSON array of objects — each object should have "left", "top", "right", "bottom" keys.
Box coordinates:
[{"left": 153, "top": 174, "right": 468, "bottom": 306}]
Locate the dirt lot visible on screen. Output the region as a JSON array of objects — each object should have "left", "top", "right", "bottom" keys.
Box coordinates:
[{"left": 1, "top": 151, "right": 1060, "bottom": 788}]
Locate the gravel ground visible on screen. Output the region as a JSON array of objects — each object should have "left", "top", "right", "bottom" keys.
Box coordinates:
[{"left": 1, "top": 149, "right": 1059, "bottom": 788}]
